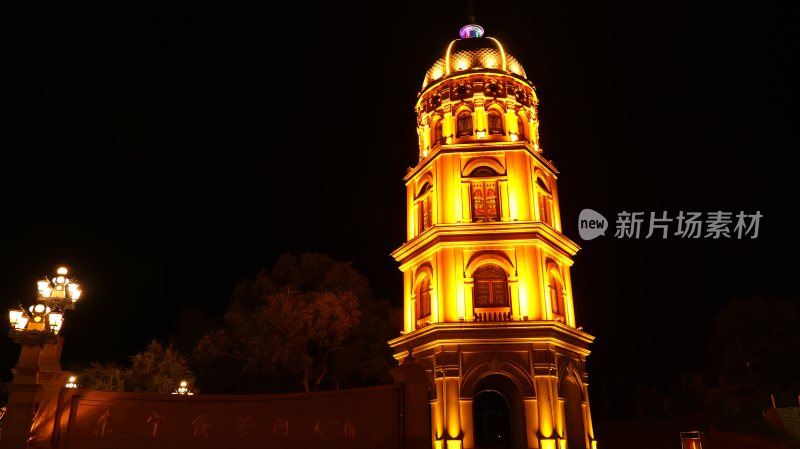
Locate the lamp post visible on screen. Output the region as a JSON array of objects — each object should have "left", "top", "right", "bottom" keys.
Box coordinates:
[{"left": 1, "top": 267, "right": 82, "bottom": 449}]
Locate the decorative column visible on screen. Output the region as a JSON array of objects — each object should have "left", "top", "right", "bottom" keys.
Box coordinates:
[{"left": 1, "top": 343, "right": 44, "bottom": 449}]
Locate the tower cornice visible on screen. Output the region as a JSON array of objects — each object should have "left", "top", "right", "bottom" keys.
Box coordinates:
[
  {"left": 388, "top": 322, "right": 595, "bottom": 358},
  {"left": 404, "top": 143, "right": 557, "bottom": 183},
  {"left": 391, "top": 222, "right": 580, "bottom": 270}
]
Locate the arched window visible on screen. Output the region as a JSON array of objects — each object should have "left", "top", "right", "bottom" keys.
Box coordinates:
[
  {"left": 488, "top": 110, "right": 503, "bottom": 135},
  {"left": 548, "top": 270, "right": 566, "bottom": 318},
  {"left": 417, "top": 277, "right": 431, "bottom": 320},
  {"left": 473, "top": 265, "right": 509, "bottom": 308},
  {"left": 469, "top": 166, "right": 500, "bottom": 222},
  {"left": 457, "top": 112, "right": 473, "bottom": 137},
  {"left": 517, "top": 115, "right": 527, "bottom": 141},
  {"left": 536, "top": 177, "right": 553, "bottom": 226},
  {"left": 433, "top": 120, "right": 443, "bottom": 145},
  {"left": 417, "top": 182, "right": 433, "bottom": 233}
]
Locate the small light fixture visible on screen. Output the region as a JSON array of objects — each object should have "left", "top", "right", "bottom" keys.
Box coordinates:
[
  {"left": 476, "top": 131, "right": 486, "bottom": 140},
  {"left": 65, "top": 375, "right": 79, "bottom": 389},
  {"left": 422, "top": 149, "right": 429, "bottom": 157},
  {"left": 48, "top": 308, "right": 64, "bottom": 334},
  {"left": 173, "top": 380, "right": 194, "bottom": 395},
  {"left": 510, "top": 133, "right": 518, "bottom": 141},
  {"left": 9, "top": 306, "right": 30, "bottom": 330},
  {"left": 37, "top": 280, "right": 51, "bottom": 295},
  {"left": 70, "top": 282, "right": 82, "bottom": 302}
]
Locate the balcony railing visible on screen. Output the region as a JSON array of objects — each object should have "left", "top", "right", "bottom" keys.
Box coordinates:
[{"left": 473, "top": 311, "right": 513, "bottom": 322}]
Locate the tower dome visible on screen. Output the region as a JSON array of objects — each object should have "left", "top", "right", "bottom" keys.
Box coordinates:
[
  {"left": 422, "top": 24, "right": 528, "bottom": 90},
  {"left": 414, "top": 24, "right": 540, "bottom": 159}
]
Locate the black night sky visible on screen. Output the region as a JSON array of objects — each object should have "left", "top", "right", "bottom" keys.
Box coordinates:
[{"left": 3, "top": 0, "right": 797, "bottom": 417}]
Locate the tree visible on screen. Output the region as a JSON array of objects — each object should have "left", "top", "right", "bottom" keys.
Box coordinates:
[
  {"left": 193, "top": 253, "right": 399, "bottom": 393},
  {"left": 708, "top": 296, "right": 800, "bottom": 432},
  {"left": 127, "top": 340, "right": 194, "bottom": 393},
  {"left": 81, "top": 361, "right": 127, "bottom": 391},
  {"left": 710, "top": 297, "right": 800, "bottom": 394},
  {"left": 80, "top": 340, "right": 193, "bottom": 394}
]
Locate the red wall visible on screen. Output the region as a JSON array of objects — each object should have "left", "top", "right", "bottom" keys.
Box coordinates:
[{"left": 43, "top": 384, "right": 404, "bottom": 449}]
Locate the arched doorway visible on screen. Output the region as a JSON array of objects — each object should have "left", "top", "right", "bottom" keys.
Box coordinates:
[
  {"left": 474, "top": 391, "right": 511, "bottom": 448},
  {"left": 472, "top": 374, "right": 526, "bottom": 449},
  {"left": 563, "top": 373, "right": 587, "bottom": 449}
]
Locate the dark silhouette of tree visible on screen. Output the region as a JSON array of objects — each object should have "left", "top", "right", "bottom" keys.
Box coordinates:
[
  {"left": 80, "top": 340, "right": 193, "bottom": 394},
  {"left": 710, "top": 297, "right": 800, "bottom": 395},
  {"left": 708, "top": 296, "right": 800, "bottom": 433},
  {"left": 193, "top": 253, "right": 399, "bottom": 393},
  {"left": 171, "top": 308, "right": 219, "bottom": 356},
  {"left": 126, "top": 340, "right": 193, "bottom": 393},
  {"left": 81, "top": 361, "right": 127, "bottom": 391}
]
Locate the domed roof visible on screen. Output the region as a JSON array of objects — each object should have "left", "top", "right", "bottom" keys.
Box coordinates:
[{"left": 422, "top": 24, "right": 527, "bottom": 90}]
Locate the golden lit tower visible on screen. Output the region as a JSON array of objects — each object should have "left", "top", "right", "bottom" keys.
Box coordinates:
[{"left": 389, "top": 24, "right": 598, "bottom": 449}]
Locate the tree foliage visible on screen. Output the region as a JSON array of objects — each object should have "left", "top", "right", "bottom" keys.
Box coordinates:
[
  {"left": 707, "top": 297, "right": 800, "bottom": 432},
  {"left": 193, "top": 253, "right": 399, "bottom": 393},
  {"left": 80, "top": 340, "right": 193, "bottom": 394},
  {"left": 81, "top": 361, "right": 127, "bottom": 391},
  {"left": 127, "top": 340, "right": 194, "bottom": 393},
  {"left": 709, "top": 296, "right": 800, "bottom": 392}
]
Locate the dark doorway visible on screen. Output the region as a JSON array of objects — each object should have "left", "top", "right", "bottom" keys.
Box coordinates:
[{"left": 474, "top": 390, "right": 511, "bottom": 449}]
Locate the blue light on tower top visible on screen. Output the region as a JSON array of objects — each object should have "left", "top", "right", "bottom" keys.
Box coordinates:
[{"left": 459, "top": 24, "right": 484, "bottom": 39}]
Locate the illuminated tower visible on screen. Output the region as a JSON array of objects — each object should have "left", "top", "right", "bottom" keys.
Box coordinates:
[{"left": 388, "top": 24, "right": 597, "bottom": 449}]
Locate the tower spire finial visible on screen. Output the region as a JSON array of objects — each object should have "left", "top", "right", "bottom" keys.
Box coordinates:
[{"left": 460, "top": 0, "right": 484, "bottom": 39}]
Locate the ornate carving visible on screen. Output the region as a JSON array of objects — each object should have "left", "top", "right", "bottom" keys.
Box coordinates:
[
  {"left": 9, "top": 329, "right": 57, "bottom": 346},
  {"left": 453, "top": 82, "right": 472, "bottom": 100},
  {"left": 429, "top": 93, "right": 442, "bottom": 109},
  {"left": 506, "top": 82, "right": 517, "bottom": 95},
  {"left": 515, "top": 89, "right": 529, "bottom": 106},
  {"left": 484, "top": 79, "right": 504, "bottom": 97}
]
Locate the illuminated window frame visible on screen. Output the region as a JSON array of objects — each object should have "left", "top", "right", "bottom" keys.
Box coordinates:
[
  {"left": 473, "top": 264, "right": 510, "bottom": 308},
  {"left": 457, "top": 112, "right": 473, "bottom": 137},
  {"left": 546, "top": 262, "right": 567, "bottom": 322},
  {"left": 487, "top": 110, "right": 504, "bottom": 135},
  {"left": 468, "top": 166, "right": 502, "bottom": 223},
  {"left": 416, "top": 277, "right": 431, "bottom": 322},
  {"left": 416, "top": 182, "right": 434, "bottom": 234},
  {"left": 536, "top": 177, "right": 553, "bottom": 226}
]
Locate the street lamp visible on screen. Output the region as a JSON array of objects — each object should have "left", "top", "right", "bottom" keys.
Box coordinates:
[
  {"left": 8, "top": 267, "right": 82, "bottom": 345},
  {"left": 3, "top": 266, "right": 84, "bottom": 448},
  {"left": 172, "top": 380, "right": 194, "bottom": 395}
]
